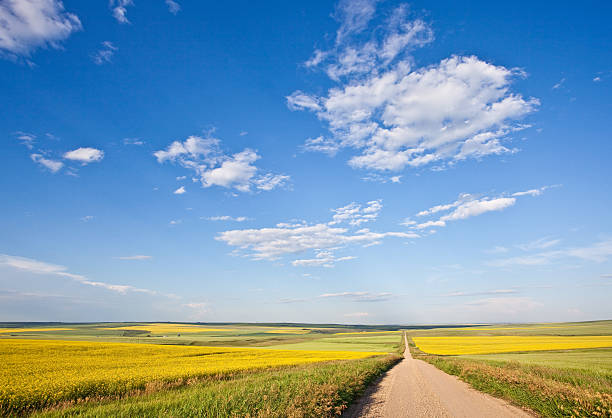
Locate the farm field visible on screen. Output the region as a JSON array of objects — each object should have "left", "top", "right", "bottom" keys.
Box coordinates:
[
  {"left": 407, "top": 320, "right": 612, "bottom": 417},
  {"left": 0, "top": 322, "right": 405, "bottom": 416}
]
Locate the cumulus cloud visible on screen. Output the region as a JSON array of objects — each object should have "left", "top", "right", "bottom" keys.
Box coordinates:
[
  {"left": 0, "top": 0, "right": 82, "bottom": 58},
  {"left": 173, "top": 186, "right": 186, "bottom": 195},
  {"left": 30, "top": 153, "right": 63, "bottom": 172},
  {"left": 63, "top": 147, "right": 104, "bottom": 164},
  {"left": 0, "top": 254, "right": 158, "bottom": 295},
  {"left": 154, "top": 135, "right": 289, "bottom": 192},
  {"left": 290, "top": 2, "right": 537, "bottom": 172},
  {"left": 216, "top": 200, "right": 417, "bottom": 266},
  {"left": 91, "top": 41, "right": 117, "bottom": 65}
]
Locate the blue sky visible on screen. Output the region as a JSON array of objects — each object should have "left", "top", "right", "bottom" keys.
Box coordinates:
[{"left": 1, "top": 0, "right": 611, "bottom": 324}]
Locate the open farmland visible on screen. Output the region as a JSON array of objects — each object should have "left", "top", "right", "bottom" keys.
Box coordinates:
[
  {"left": 413, "top": 335, "right": 612, "bottom": 355},
  {"left": 407, "top": 320, "right": 612, "bottom": 417},
  {"left": 0, "top": 323, "right": 403, "bottom": 415}
]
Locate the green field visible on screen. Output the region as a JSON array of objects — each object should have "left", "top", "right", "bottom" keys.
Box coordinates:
[
  {"left": 407, "top": 320, "right": 612, "bottom": 417},
  {"left": 0, "top": 322, "right": 404, "bottom": 416},
  {"left": 4, "top": 320, "right": 612, "bottom": 417}
]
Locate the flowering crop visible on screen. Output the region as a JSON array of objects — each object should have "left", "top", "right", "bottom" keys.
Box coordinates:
[
  {"left": 0, "top": 328, "right": 73, "bottom": 333},
  {"left": 100, "top": 323, "right": 236, "bottom": 333},
  {"left": 0, "top": 339, "right": 380, "bottom": 413},
  {"left": 413, "top": 336, "right": 612, "bottom": 355}
]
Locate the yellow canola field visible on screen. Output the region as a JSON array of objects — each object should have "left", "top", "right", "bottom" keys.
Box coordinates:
[
  {"left": 413, "top": 336, "right": 612, "bottom": 355},
  {"left": 0, "top": 328, "right": 73, "bottom": 333},
  {"left": 100, "top": 323, "right": 235, "bottom": 333},
  {"left": 0, "top": 339, "right": 380, "bottom": 413}
]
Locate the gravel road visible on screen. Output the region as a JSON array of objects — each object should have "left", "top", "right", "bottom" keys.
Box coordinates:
[{"left": 344, "top": 334, "right": 533, "bottom": 417}]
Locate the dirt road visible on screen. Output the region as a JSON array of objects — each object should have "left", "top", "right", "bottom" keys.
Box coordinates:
[{"left": 345, "top": 334, "right": 532, "bottom": 417}]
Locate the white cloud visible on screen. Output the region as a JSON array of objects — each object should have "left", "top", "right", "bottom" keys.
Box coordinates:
[
  {"left": 123, "top": 137, "right": 144, "bottom": 145},
  {"left": 0, "top": 0, "right": 82, "bottom": 58},
  {"left": 439, "top": 197, "right": 516, "bottom": 222},
  {"left": 301, "top": 136, "right": 341, "bottom": 156},
  {"left": 552, "top": 78, "right": 565, "bottom": 89},
  {"left": 173, "top": 186, "right": 186, "bottom": 194},
  {"left": 116, "top": 255, "right": 152, "bottom": 260},
  {"left": 91, "top": 41, "right": 117, "bottom": 65},
  {"left": 333, "top": 0, "right": 379, "bottom": 44},
  {"left": 80, "top": 215, "right": 94, "bottom": 222},
  {"left": 206, "top": 215, "right": 249, "bottom": 222},
  {"left": 239, "top": 131, "right": 248, "bottom": 136},
  {"left": 15, "top": 131, "right": 35, "bottom": 148},
  {"left": 216, "top": 200, "right": 418, "bottom": 266},
  {"left": 0, "top": 254, "right": 157, "bottom": 295},
  {"left": 409, "top": 187, "right": 551, "bottom": 231},
  {"left": 165, "top": 0, "right": 180, "bottom": 14},
  {"left": 63, "top": 147, "right": 104, "bottom": 164},
  {"left": 330, "top": 199, "right": 382, "bottom": 226},
  {"left": 485, "top": 245, "right": 509, "bottom": 254},
  {"left": 512, "top": 185, "right": 556, "bottom": 197},
  {"left": 290, "top": 3, "right": 537, "bottom": 172},
  {"left": 291, "top": 251, "right": 356, "bottom": 267},
  {"left": 109, "top": 0, "right": 133, "bottom": 24},
  {"left": 441, "top": 289, "right": 517, "bottom": 297},
  {"left": 169, "top": 219, "right": 181, "bottom": 225},
  {"left": 488, "top": 239, "right": 612, "bottom": 267},
  {"left": 30, "top": 153, "right": 63, "bottom": 172},
  {"left": 593, "top": 76, "right": 601, "bottom": 82},
  {"left": 516, "top": 237, "right": 561, "bottom": 251},
  {"left": 319, "top": 291, "right": 393, "bottom": 302},
  {"left": 154, "top": 136, "right": 289, "bottom": 192}
]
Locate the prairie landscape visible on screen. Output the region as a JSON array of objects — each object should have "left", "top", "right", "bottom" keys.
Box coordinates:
[
  {"left": 1, "top": 320, "right": 611, "bottom": 416},
  {"left": 1, "top": 0, "right": 611, "bottom": 417}
]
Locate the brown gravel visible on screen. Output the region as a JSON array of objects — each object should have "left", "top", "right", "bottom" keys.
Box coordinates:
[{"left": 344, "top": 334, "right": 534, "bottom": 417}]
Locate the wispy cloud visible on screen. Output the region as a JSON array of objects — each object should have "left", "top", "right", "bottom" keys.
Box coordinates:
[
  {"left": 115, "top": 255, "right": 152, "bottom": 260},
  {"left": 173, "top": 186, "right": 186, "bottom": 195},
  {"left": 441, "top": 289, "right": 518, "bottom": 297},
  {"left": 205, "top": 216, "right": 250, "bottom": 222},
  {"left": 109, "top": 0, "right": 133, "bottom": 24},
  {"left": 488, "top": 239, "right": 612, "bottom": 267},
  {"left": 408, "top": 187, "right": 552, "bottom": 231},
  {"left": 319, "top": 291, "right": 393, "bottom": 302},
  {"left": 291, "top": 251, "right": 356, "bottom": 267},
  {"left": 165, "top": 0, "right": 181, "bottom": 14},
  {"left": 31, "top": 154, "right": 63, "bottom": 173},
  {"left": 92, "top": 41, "right": 117, "bottom": 65},
  {"left": 0, "top": 254, "right": 158, "bottom": 295}
]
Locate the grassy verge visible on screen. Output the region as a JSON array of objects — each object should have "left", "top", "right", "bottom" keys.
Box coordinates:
[
  {"left": 408, "top": 341, "right": 612, "bottom": 417},
  {"left": 35, "top": 355, "right": 401, "bottom": 417}
]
